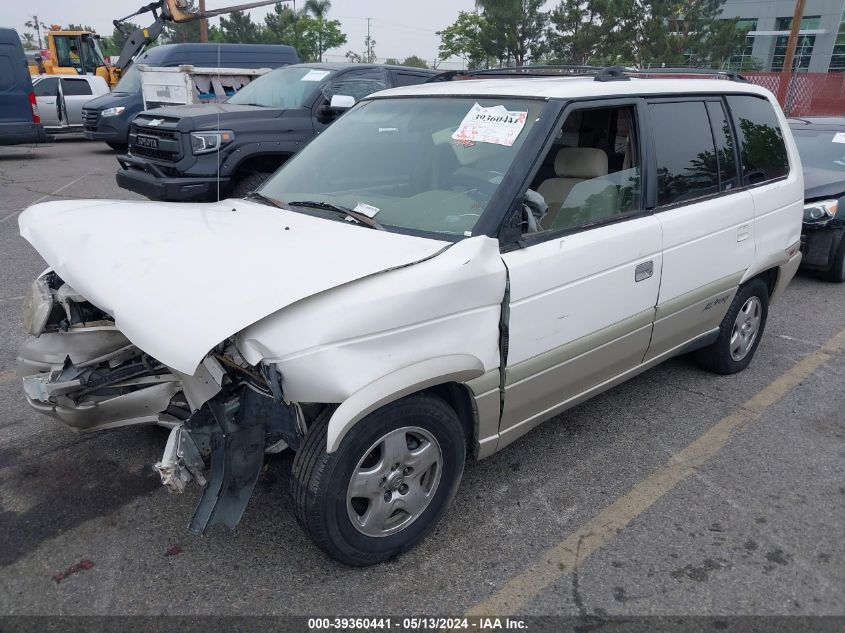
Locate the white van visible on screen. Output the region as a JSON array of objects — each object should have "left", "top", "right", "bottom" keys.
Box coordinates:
[{"left": 17, "top": 69, "right": 803, "bottom": 566}]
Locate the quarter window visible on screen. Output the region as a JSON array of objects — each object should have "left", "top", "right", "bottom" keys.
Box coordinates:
[
  {"left": 726, "top": 95, "right": 789, "bottom": 185},
  {"left": 650, "top": 101, "right": 719, "bottom": 206}
]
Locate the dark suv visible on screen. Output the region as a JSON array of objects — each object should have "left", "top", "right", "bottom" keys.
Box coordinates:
[{"left": 115, "top": 63, "right": 436, "bottom": 201}]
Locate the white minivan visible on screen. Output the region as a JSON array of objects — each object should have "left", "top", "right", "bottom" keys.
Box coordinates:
[{"left": 17, "top": 69, "right": 803, "bottom": 565}]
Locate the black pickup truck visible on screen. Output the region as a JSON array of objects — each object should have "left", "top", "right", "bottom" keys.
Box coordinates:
[{"left": 115, "top": 62, "right": 436, "bottom": 201}]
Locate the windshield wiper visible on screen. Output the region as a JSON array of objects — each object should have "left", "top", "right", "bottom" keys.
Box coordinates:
[
  {"left": 244, "top": 191, "right": 286, "bottom": 209},
  {"left": 288, "top": 200, "right": 385, "bottom": 230}
]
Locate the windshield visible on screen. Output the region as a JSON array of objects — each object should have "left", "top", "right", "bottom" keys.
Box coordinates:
[
  {"left": 228, "top": 65, "right": 336, "bottom": 109},
  {"left": 259, "top": 97, "right": 545, "bottom": 236},
  {"left": 793, "top": 129, "right": 845, "bottom": 171},
  {"left": 114, "top": 65, "right": 141, "bottom": 94}
]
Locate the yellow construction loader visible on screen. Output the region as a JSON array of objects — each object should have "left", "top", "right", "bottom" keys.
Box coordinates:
[{"left": 28, "top": 0, "right": 282, "bottom": 88}]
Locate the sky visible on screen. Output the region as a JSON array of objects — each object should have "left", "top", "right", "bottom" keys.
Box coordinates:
[{"left": 8, "top": 0, "right": 485, "bottom": 66}]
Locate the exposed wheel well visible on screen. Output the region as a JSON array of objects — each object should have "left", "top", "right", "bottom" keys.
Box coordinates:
[
  {"left": 300, "top": 382, "right": 478, "bottom": 456},
  {"left": 754, "top": 267, "right": 779, "bottom": 298},
  {"left": 232, "top": 154, "right": 292, "bottom": 181},
  {"left": 424, "top": 382, "right": 477, "bottom": 456}
]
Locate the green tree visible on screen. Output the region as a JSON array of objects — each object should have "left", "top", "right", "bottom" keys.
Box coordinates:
[
  {"left": 25, "top": 16, "right": 47, "bottom": 49},
  {"left": 220, "top": 11, "right": 263, "bottom": 44},
  {"left": 614, "top": 1, "right": 744, "bottom": 67},
  {"left": 164, "top": 1, "right": 202, "bottom": 43},
  {"left": 302, "top": 0, "right": 345, "bottom": 62},
  {"left": 264, "top": 2, "right": 297, "bottom": 44},
  {"left": 437, "top": 11, "right": 489, "bottom": 69},
  {"left": 546, "top": 0, "right": 623, "bottom": 65},
  {"left": 19, "top": 32, "right": 36, "bottom": 49},
  {"left": 297, "top": 16, "right": 346, "bottom": 61},
  {"left": 476, "top": 0, "right": 549, "bottom": 66},
  {"left": 399, "top": 55, "right": 428, "bottom": 68}
]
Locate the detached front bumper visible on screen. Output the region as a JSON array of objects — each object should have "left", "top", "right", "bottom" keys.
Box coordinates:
[
  {"left": 116, "top": 154, "right": 229, "bottom": 202},
  {"left": 18, "top": 330, "right": 184, "bottom": 433},
  {"left": 800, "top": 223, "right": 845, "bottom": 271}
]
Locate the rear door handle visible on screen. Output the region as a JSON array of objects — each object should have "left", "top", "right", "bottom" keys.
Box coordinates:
[
  {"left": 737, "top": 224, "right": 751, "bottom": 242},
  {"left": 635, "top": 260, "right": 654, "bottom": 282}
]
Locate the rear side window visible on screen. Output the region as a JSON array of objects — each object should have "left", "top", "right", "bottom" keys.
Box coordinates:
[
  {"left": 392, "top": 71, "right": 430, "bottom": 87},
  {"left": 726, "top": 95, "right": 789, "bottom": 185},
  {"left": 61, "top": 78, "right": 92, "bottom": 96},
  {"left": 650, "top": 101, "right": 719, "bottom": 206}
]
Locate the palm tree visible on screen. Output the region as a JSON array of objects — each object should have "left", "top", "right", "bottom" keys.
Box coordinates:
[
  {"left": 304, "top": 0, "right": 332, "bottom": 62},
  {"left": 20, "top": 32, "right": 36, "bottom": 49},
  {"left": 305, "top": 0, "right": 331, "bottom": 20},
  {"left": 24, "top": 15, "right": 47, "bottom": 49}
]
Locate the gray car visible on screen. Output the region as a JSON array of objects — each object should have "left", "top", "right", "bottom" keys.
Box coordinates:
[{"left": 31, "top": 75, "right": 110, "bottom": 134}]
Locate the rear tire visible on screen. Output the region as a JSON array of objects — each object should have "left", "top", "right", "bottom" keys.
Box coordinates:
[
  {"left": 290, "top": 394, "right": 465, "bottom": 566},
  {"left": 824, "top": 238, "right": 845, "bottom": 283},
  {"left": 694, "top": 278, "right": 769, "bottom": 375},
  {"left": 231, "top": 172, "right": 270, "bottom": 198}
]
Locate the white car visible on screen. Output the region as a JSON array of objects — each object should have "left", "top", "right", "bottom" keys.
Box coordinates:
[
  {"left": 17, "top": 69, "right": 803, "bottom": 566},
  {"left": 31, "top": 74, "right": 109, "bottom": 134}
]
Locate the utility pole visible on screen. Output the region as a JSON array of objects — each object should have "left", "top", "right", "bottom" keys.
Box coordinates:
[
  {"left": 366, "top": 17, "right": 372, "bottom": 62},
  {"left": 198, "top": 0, "right": 208, "bottom": 42},
  {"left": 777, "top": 0, "right": 806, "bottom": 106}
]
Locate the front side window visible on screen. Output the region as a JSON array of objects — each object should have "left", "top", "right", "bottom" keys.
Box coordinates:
[
  {"left": 227, "top": 66, "right": 336, "bottom": 109},
  {"left": 524, "top": 105, "right": 642, "bottom": 233},
  {"left": 322, "top": 72, "right": 389, "bottom": 103},
  {"left": 651, "top": 101, "right": 719, "bottom": 206},
  {"left": 33, "top": 77, "right": 59, "bottom": 97},
  {"left": 727, "top": 95, "right": 789, "bottom": 185},
  {"left": 259, "top": 97, "right": 545, "bottom": 236}
]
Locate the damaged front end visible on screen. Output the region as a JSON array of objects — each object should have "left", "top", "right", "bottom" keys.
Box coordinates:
[
  {"left": 158, "top": 349, "right": 305, "bottom": 534},
  {"left": 17, "top": 271, "right": 185, "bottom": 432}
]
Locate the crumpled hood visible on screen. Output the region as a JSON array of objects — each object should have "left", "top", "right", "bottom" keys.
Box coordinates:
[
  {"left": 19, "top": 199, "right": 448, "bottom": 375},
  {"left": 803, "top": 167, "right": 845, "bottom": 201}
]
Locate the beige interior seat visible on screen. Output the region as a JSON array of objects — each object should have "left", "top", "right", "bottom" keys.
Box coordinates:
[{"left": 538, "top": 147, "right": 608, "bottom": 229}]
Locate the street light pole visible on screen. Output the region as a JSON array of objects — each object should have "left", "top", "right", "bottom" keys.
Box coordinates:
[{"left": 777, "top": 0, "right": 806, "bottom": 106}]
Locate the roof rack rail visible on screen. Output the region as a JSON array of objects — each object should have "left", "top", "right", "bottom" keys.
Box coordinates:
[
  {"left": 626, "top": 67, "right": 747, "bottom": 82},
  {"left": 426, "top": 65, "right": 746, "bottom": 83}
]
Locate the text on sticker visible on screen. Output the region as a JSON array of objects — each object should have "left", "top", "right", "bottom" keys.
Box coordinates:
[{"left": 451, "top": 103, "right": 528, "bottom": 147}]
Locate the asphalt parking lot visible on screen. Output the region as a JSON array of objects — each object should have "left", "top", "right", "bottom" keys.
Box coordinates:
[{"left": 0, "top": 138, "right": 843, "bottom": 620}]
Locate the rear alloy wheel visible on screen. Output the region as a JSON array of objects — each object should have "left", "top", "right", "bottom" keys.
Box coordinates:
[
  {"left": 694, "top": 278, "right": 769, "bottom": 375},
  {"left": 290, "top": 394, "right": 465, "bottom": 566}
]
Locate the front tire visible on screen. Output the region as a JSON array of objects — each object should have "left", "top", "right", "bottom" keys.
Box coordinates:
[
  {"left": 231, "top": 172, "right": 270, "bottom": 198},
  {"left": 694, "top": 278, "right": 769, "bottom": 375},
  {"left": 290, "top": 394, "right": 466, "bottom": 566}
]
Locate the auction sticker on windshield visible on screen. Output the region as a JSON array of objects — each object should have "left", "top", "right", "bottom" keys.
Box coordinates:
[
  {"left": 451, "top": 103, "right": 528, "bottom": 147},
  {"left": 302, "top": 69, "right": 332, "bottom": 82}
]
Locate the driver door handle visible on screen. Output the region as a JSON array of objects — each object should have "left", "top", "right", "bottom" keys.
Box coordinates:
[{"left": 635, "top": 260, "right": 654, "bottom": 282}]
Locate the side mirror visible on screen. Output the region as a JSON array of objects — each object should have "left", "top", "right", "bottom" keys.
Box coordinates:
[
  {"left": 330, "top": 94, "right": 355, "bottom": 109},
  {"left": 320, "top": 94, "right": 355, "bottom": 119}
]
